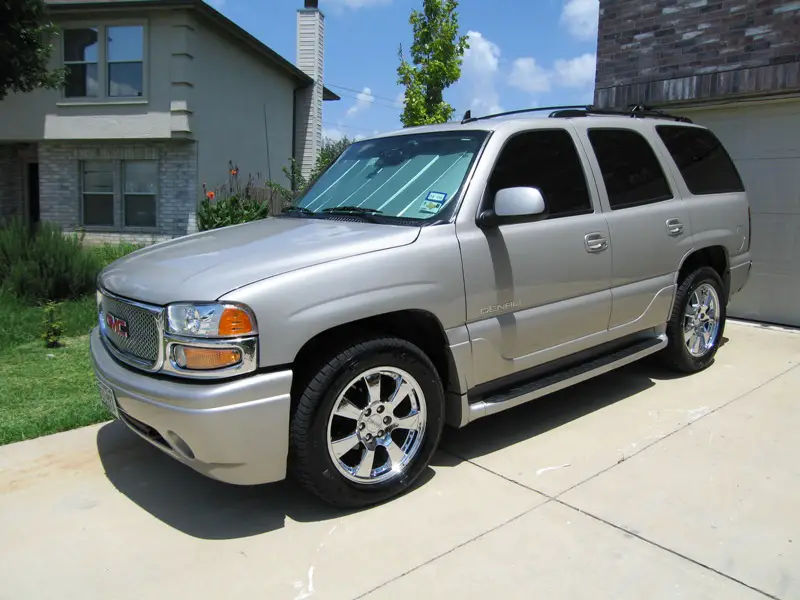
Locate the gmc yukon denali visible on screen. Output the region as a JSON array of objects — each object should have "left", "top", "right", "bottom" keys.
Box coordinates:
[{"left": 91, "top": 105, "right": 753, "bottom": 507}]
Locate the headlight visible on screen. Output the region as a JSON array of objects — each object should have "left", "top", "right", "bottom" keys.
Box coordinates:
[{"left": 166, "top": 303, "right": 257, "bottom": 338}]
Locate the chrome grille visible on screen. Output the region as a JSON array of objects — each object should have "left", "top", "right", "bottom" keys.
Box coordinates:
[{"left": 99, "top": 292, "right": 162, "bottom": 366}]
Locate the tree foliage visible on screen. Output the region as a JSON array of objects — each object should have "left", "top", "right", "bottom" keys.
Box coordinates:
[
  {"left": 397, "top": 0, "right": 469, "bottom": 128},
  {"left": 0, "top": 0, "right": 66, "bottom": 100}
]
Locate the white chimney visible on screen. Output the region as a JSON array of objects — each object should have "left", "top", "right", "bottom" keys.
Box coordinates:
[{"left": 296, "top": 0, "right": 324, "bottom": 181}]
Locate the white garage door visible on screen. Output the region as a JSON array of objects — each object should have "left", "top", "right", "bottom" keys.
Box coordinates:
[{"left": 678, "top": 100, "right": 800, "bottom": 327}]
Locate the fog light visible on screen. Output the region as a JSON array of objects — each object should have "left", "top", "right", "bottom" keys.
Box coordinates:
[{"left": 172, "top": 345, "right": 242, "bottom": 370}]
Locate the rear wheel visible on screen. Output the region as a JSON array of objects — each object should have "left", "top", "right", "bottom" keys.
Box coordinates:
[
  {"left": 662, "top": 266, "right": 726, "bottom": 374},
  {"left": 289, "top": 336, "right": 444, "bottom": 508}
]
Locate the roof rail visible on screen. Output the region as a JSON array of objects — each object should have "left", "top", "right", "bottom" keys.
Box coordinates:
[
  {"left": 549, "top": 104, "right": 693, "bottom": 123},
  {"left": 461, "top": 104, "right": 590, "bottom": 124}
]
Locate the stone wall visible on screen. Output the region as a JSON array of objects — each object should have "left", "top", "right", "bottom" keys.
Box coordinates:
[
  {"left": 595, "top": 0, "right": 800, "bottom": 107},
  {"left": 38, "top": 140, "right": 198, "bottom": 244}
]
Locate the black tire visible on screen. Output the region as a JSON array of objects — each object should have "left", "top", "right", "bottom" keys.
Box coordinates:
[
  {"left": 662, "top": 266, "right": 727, "bottom": 374},
  {"left": 289, "top": 335, "right": 444, "bottom": 508}
]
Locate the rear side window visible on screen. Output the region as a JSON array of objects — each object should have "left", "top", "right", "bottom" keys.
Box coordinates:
[
  {"left": 588, "top": 128, "right": 673, "bottom": 210},
  {"left": 487, "top": 129, "right": 592, "bottom": 218},
  {"left": 656, "top": 125, "right": 744, "bottom": 195}
]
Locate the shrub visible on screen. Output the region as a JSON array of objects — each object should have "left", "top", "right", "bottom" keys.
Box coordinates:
[
  {"left": 92, "top": 242, "right": 143, "bottom": 268},
  {"left": 40, "top": 301, "right": 65, "bottom": 348},
  {"left": 198, "top": 161, "right": 281, "bottom": 231},
  {"left": 0, "top": 218, "right": 101, "bottom": 303}
]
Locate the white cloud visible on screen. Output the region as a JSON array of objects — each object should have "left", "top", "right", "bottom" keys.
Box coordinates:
[
  {"left": 561, "top": 0, "right": 599, "bottom": 41},
  {"left": 323, "top": 127, "right": 346, "bottom": 142},
  {"left": 461, "top": 31, "right": 502, "bottom": 115},
  {"left": 346, "top": 86, "right": 374, "bottom": 117},
  {"left": 509, "top": 57, "right": 551, "bottom": 95},
  {"left": 553, "top": 53, "right": 597, "bottom": 88}
]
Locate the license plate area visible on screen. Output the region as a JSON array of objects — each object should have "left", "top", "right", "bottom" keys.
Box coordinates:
[{"left": 97, "top": 379, "right": 119, "bottom": 419}]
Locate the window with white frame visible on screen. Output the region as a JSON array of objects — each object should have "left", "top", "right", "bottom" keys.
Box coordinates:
[
  {"left": 123, "top": 161, "right": 158, "bottom": 227},
  {"left": 81, "top": 160, "right": 158, "bottom": 229},
  {"left": 63, "top": 25, "right": 144, "bottom": 99}
]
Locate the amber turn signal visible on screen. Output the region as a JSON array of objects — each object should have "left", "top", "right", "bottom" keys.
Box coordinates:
[
  {"left": 218, "top": 307, "right": 255, "bottom": 336},
  {"left": 173, "top": 345, "right": 242, "bottom": 370}
]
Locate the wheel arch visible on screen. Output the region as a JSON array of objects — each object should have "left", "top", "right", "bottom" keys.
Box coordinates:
[
  {"left": 291, "top": 309, "right": 461, "bottom": 405},
  {"left": 677, "top": 245, "right": 730, "bottom": 299}
]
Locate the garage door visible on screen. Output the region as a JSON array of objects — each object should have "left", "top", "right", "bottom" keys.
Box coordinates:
[{"left": 677, "top": 100, "right": 800, "bottom": 327}]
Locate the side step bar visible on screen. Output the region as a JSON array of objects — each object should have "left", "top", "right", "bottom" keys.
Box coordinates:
[{"left": 468, "top": 335, "right": 668, "bottom": 423}]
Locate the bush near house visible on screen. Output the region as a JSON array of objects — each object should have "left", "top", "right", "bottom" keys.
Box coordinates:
[
  {"left": 0, "top": 219, "right": 142, "bottom": 445},
  {"left": 198, "top": 139, "right": 354, "bottom": 231}
]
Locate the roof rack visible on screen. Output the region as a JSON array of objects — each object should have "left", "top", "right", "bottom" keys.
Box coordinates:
[
  {"left": 460, "top": 104, "right": 692, "bottom": 124},
  {"left": 549, "top": 104, "right": 694, "bottom": 123}
]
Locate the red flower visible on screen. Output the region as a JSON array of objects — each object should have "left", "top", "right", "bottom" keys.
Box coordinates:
[{"left": 206, "top": 191, "right": 216, "bottom": 200}]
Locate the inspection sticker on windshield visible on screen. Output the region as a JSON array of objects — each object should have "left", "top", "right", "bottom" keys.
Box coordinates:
[{"left": 420, "top": 191, "right": 447, "bottom": 214}]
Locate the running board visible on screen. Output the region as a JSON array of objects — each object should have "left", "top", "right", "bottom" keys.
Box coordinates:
[{"left": 468, "top": 335, "right": 668, "bottom": 423}]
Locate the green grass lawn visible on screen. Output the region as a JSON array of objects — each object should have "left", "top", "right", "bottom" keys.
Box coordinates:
[{"left": 0, "top": 293, "right": 108, "bottom": 445}]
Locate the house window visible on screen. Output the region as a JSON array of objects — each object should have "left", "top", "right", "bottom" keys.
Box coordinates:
[
  {"left": 63, "top": 28, "right": 100, "bottom": 97},
  {"left": 63, "top": 25, "right": 144, "bottom": 99},
  {"left": 82, "top": 161, "right": 115, "bottom": 226},
  {"left": 81, "top": 159, "right": 158, "bottom": 229},
  {"left": 123, "top": 161, "right": 158, "bottom": 227},
  {"left": 107, "top": 26, "right": 144, "bottom": 97}
]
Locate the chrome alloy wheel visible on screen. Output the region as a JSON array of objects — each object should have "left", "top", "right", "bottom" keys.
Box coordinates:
[
  {"left": 684, "top": 282, "right": 721, "bottom": 358},
  {"left": 326, "top": 367, "right": 427, "bottom": 485}
]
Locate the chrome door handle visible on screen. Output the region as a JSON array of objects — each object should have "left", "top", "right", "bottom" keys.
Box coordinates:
[
  {"left": 666, "top": 218, "right": 684, "bottom": 237},
  {"left": 585, "top": 233, "right": 609, "bottom": 253}
]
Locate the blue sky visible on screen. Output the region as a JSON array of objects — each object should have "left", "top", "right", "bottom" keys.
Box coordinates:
[{"left": 209, "top": 0, "right": 600, "bottom": 140}]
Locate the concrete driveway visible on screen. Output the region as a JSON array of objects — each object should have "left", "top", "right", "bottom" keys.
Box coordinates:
[{"left": 1, "top": 321, "right": 798, "bottom": 600}]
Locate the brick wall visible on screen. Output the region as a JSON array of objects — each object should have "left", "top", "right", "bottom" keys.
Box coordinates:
[
  {"left": 595, "top": 0, "right": 800, "bottom": 107},
  {"left": 38, "top": 140, "right": 198, "bottom": 245},
  {"left": 0, "top": 145, "right": 25, "bottom": 222}
]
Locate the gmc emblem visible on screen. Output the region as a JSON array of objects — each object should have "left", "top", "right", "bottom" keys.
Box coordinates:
[{"left": 105, "top": 313, "right": 129, "bottom": 338}]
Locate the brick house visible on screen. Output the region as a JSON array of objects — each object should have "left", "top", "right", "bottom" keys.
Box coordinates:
[
  {"left": 0, "top": 0, "right": 339, "bottom": 244},
  {"left": 594, "top": 0, "right": 800, "bottom": 327}
]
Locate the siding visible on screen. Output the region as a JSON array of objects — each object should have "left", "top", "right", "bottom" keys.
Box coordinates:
[
  {"left": 595, "top": 0, "right": 800, "bottom": 107},
  {"left": 189, "top": 15, "right": 296, "bottom": 198}
]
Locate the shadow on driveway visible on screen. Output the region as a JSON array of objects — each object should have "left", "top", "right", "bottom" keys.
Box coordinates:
[
  {"left": 96, "top": 421, "right": 434, "bottom": 540},
  {"left": 434, "top": 357, "right": 694, "bottom": 466}
]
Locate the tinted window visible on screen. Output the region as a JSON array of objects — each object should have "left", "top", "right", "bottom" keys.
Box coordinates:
[
  {"left": 487, "top": 129, "right": 592, "bottom": 218},
  {"left": 657, "top": 126, "right": 744, "bottom": 195},
  {"left": 588, "top": 129, "right": 673, "bottom": 210}
]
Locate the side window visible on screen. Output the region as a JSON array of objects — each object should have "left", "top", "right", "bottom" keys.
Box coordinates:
[
  {"left": 588, "top": 129, "right": 673, "bottom": 210},
  {"left": 656, "top": 125, "right": 744, "bottom": 195},
  {"left": 487, "top": 129, "right": 593, "bottom": 219}
]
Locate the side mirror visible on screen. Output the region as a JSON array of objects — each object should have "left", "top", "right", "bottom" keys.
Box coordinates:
[{"left": 477, "top": 187, "right": 546, "bottom": 228}]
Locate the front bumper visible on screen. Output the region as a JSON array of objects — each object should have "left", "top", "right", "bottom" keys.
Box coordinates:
[{"left": 90, "top": 327, "right": 292, "bottom": 485}]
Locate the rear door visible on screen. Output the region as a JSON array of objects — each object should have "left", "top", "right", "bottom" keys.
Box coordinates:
[{"left": 574, "top": 122, "right": 694, "bottom": 332}]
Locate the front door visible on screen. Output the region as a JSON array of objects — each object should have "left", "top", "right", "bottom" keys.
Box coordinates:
[
  {"left": 27, "top": 162, "right": 40, "bottom": 225},
  {"left": 457, "top": 126, "right": 613, "bottom": 387}
]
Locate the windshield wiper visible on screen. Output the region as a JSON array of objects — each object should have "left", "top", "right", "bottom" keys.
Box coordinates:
[
  {"left": 282, "top": 206, "right": 316, "bottom": 216},
  {"left": 321, "top": 206, "right": 383, "bottom": 214},
  {"left": 320, "top": 206, "right": 383, "bottom": 222}
]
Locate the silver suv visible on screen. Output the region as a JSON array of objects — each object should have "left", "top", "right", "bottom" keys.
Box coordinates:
[{"left": 91, "top": 105, "right": 752, "bottom": 507}]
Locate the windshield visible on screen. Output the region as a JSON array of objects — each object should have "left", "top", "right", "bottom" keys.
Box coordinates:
[{"left": 292, "top": 131, "right": 488, "bottom": 221}]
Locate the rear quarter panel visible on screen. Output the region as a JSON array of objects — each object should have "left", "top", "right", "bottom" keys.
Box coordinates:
[{"left": 647, "top": 123, "right": 751, "bottom": 265}]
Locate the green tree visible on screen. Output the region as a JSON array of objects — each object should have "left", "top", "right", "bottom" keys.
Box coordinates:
[
  {"left": 0, "top": 0, "right": 65, "bottom": 100},
  {"left": 310, "top": 136, "right": 353, "bottom": 181},
  {"left": 397, "top": 0, "right": 469, "bottom": 128}
]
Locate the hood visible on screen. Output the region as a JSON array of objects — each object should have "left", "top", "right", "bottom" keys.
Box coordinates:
[{"left": 99, "top": 217, "right": 421, "bottom": 305}]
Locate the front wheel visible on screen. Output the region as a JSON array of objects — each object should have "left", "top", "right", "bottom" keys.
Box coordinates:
[
  {"left": 662, "top": 266, "right": 727, "bottom": 374},
  {"left": 289, "top": 336, "right": 444, "bottom": 508}
]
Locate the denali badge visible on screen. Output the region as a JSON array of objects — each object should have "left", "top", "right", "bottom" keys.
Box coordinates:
[{"left": 105, "top": 313, "right": 129, "bottom": 338}]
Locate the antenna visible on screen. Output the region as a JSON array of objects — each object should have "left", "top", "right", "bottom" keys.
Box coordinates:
[{"left": 461, "top": 110, "right": 472, "bottom": 124}]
